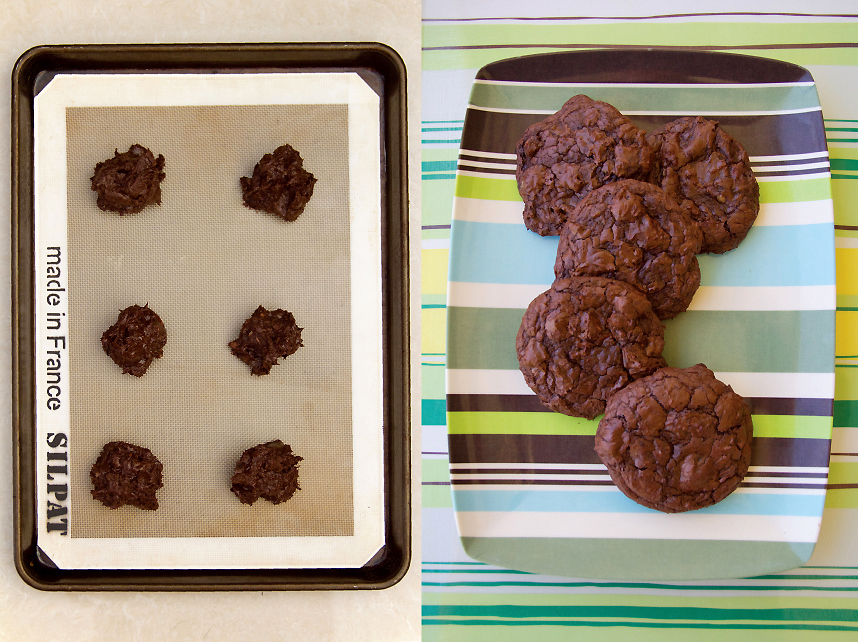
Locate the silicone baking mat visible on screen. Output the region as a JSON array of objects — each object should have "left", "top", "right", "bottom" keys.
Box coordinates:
[{"left": 33, "top": 71, "right": 384, "bottom": 570}]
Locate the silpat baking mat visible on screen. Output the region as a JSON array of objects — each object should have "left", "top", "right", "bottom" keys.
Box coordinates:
[{"left": 34, "top": 72, "right": 384, "bottom": 569}]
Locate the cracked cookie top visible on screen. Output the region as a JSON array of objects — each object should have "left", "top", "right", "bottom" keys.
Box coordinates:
[
  {"left": 595, "top": 363, "right": 753, "bottom": 513},
  {"left": 554, "top": 179, "right": 703, "bottom": 320},
  {"left": 516, "top": 276, "right": 667, "bottom": 419},
  {"left": 647, "top": 117, "right": 759, "bottom": 254},
  {"left": 516, "top": 95, "right": 655, "bottom": 237}
]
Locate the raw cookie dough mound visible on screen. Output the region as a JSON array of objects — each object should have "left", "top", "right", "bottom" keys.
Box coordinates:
[
  {"left": 554, "top": 179, "right": 703, "bottom": 320},
  {"left": 516, "top": 94, "right": 655, "bottom": 236},
  {"left": 90, "top": 144, "right": 166, "bottom": 215},
  {"left": 101, "top": 304, "right": 167, "bottom": 377},
  {"left": 516, "top": 276, "right": 667, "bottom": 419},
  {"left": 595, "top": 364, "right": 753, "bottom": 513},
  {"left": 240, "top": 144, "right": 317, "bottom": 221},
  {"left": 229, "top": 305, "right": 304, "bottom": 376},
  {"left": 230, "top": 440, "right": 303, "bottom": 505},
  {"left": 647, "top": 116, "right": 759, "bottom": 254},
  {"left": 90, "top": 441, "right": 164, "bottom": 510}
]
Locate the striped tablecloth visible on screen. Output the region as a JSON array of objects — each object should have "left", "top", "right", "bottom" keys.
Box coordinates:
[{"left": 421, "top": 3, "right": 858, "bottom": 639}]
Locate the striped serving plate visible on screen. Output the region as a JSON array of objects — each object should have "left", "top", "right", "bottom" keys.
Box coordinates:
[{"left": 446, "top": 49, "right": 836, "bottom": 581}]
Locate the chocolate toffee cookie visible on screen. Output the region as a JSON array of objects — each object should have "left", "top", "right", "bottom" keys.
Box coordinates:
[
  {"left": 516, "top": 95, "right": 655, "bottom": 236},
  {"left": 647, "top": 116, "right": 759, "bottom": 254},
  {"left": 240, "top": 144, "right": 317, "bottom": 221},
  {"left": 90, "top": 441, "right": 164, "bottom": 510},
  {"left": 554, "top": 179, "right": 703, "bottom": 320},
  {"left": 229, "top": 305, "right": 304, "bottom": 375},
  {"left": 595, "top": 364, "right": 753, "bottom": 513},
  {"left": 90, "top": 144, "right": 166, "bottom": 215},
  {"left": 516, "top": 276, "right": 667, "bottom": 419},
  {"left": 101, "top": 304, "right": 167, "bottom": 377},
  {"left": 231, "top": 440, "right": 303, "bottom": 505}
]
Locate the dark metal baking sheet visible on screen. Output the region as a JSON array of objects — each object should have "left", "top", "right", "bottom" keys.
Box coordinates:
[{"left": 11, "top": 43, "right": 410, "bottom": 590}]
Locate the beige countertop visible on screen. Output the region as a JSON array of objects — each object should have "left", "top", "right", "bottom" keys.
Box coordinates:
[{"left": 0, "top": 1, "right": 422, "bottom": 640}]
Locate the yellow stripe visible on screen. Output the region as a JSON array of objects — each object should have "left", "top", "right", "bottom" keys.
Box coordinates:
[
  {"left": 423, "top": 307, "right": 448, "bottom": 355},
  {"left": 836, "top": 248, "right": 858, "bottom": 296},
  {"left": 836, "top": 311, "right": 858, "bottom": 357},
  {"left": 422, "top": 248, "right": 450, "bottom": 296}
]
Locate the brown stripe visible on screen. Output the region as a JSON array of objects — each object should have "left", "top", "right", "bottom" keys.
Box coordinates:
[
  {"left": 826, "top": 483, "right": 858, "bottom": 489},
  {"left": 446, "top": 394, "right": 833, "bottom": 417},
  {"left": 448, "top": 433, "right": 831, "bottom": 468},
  {"left": 835, "top": 225, "right": 858, "bottom": 231}
]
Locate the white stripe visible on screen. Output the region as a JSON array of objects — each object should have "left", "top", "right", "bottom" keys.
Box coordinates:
[
  {"left": 457, "top": 159, "right": 518, "bottom": 171},
  {"left": 449, "top": 484, "right": 827, "bottom": 496},
  {"left": 449, "top": 463, "right": 828, "bottom": 475},
  {"left": 451, "top": 196, "right": 832, "bottom": 226},
  {"left": 835, "top": 237, "right": 858, "bottom": 249},
  {"left": 460, "top": 150, "right": 517, "bottom": 161},
  {"left": 450, "top": 462, "right": 605, "bottom": 470},
  {"left": 456, "top": 169, "right": 517, "bottom": 180},
  {"left": 447, "top": 281, "right": 835, "bottom": 312},
  {"left": 753, "top": 161, "right": 831, "bottom": 173},
  {"left": 831, "top": 427, "right": 858, "bottom": 453},
  {"left": 450, "top": 474, "right": 826, "bottom": 485},
  {"left": 686, "top": 285, "right": 836, "bottom": 311},
  {"left": 460, "top": 149, "right": 830, "bottom": 166},
  {"left": 755, "top": 171, "right": 831, "bottom": 181},
  {"left": 468, "top": 104, "right": 824, "bottom": 117},
  {"left": 750, "top": 151, "right": 830, "bottom": 163},
  {"left": 473, "top": 80, "right": 817, "bottom": 89},
  {"left": 422, "top": 238, "right": 451, "bottom": 250},
  {"left": 446, "top": 368, "right": 835, "bottom": 400},
  {"left": 454, "top": 511, "right": 822, "bottom": 542}
]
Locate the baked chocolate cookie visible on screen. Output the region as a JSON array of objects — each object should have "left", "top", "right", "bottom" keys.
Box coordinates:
[
  {"left": 229, "top": 305, "right": 303, "bottom": 375},
  {"left": 647, "top": 117, "right": 759, "bottom": 254},
  {"left": 554, "top": 179, "right": 703, "bottom": 320},
  {"left": 90, "top": 144, "right": 166, "bottom": 215},
  {"left": 90, "top": 441, "right": 164, "bottom": 510},
  {"left": 516, "top": 276, "right": 667, "bottom": 419},
  {"left": 595, "top": 364, "right": 753, "bottom": 513},
  {"left": 516, "top": 95, "right": 655, "bottom": 236},
  {"left": 240, "top": 144, "right": 317, "bottom": 221},
  {"left": 230, "top": 440, "right": 303, "bottom": 505},
  {"left": 101, "top": 304, "right": 167, "bottom": 377}
]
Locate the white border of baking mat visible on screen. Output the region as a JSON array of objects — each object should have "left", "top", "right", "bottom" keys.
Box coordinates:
[{"left": 33, "top": 72, "right": 384, "bottom": 570}]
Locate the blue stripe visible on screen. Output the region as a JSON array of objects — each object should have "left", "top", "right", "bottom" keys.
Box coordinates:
[
  {"left": 448, "top": 220, "right": 835, "bottom": 287},
  {"left": 451, "top": 489, "right": 827, "bottom": 516}
]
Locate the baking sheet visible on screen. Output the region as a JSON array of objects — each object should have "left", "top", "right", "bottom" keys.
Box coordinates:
[{"left": 34, "top": 72, "right": 385, "bottom": 569}]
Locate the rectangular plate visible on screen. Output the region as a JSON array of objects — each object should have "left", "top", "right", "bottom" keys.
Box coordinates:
[
  {"left": 446, "top": 49, "right": 835, "bottom": 581},
  {"left": 13, "top": 43, "right": 410, "bottom": 590}
]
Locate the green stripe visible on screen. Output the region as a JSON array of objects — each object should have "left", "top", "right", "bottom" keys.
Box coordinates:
[
  {"left": 459, "top": 537, "right": 814, "bottom": 581},
  {"left": 423, "top": 620, "right": 858, "bottom": 632},
  {"left": 834, "top": 400, "right": 858, "bottom": 427},
  {"left": 447, "top": 411, "right": 830, "bottom": 439},
  {"left": 423, "top": 363, "right": 446, "bottom": 399},
  {"left": 423, "top": 604, "right": 858, "bottom": 623},
  {"left": 423, "top": 398, "right": 448, "bottom": 425},
  {"left": 423, "top": 484, "right": 454, "bottom": 508},
  {"left": 455, "top": 174, "right": 521, "bottom": 201},
  {"left": 423, "top": 178, "right": 458, "bottom": 227},
  {"left": 448, "top": 411, "right": 598, "bottom": 435},
  {"left": 447, "top": 307, "right": 834, "bottom": 373},
  {"left": 469, "top": 83, "right": 821, "bottom": 114},
  {"left": 424, "top": 457, "right": 452, "bottom": 484},
  {"left": 424, "top": 23, "right": 858, "bottom": 49},
  {"left": 453, "top": 174, "right": 831, "bottom": 204}
]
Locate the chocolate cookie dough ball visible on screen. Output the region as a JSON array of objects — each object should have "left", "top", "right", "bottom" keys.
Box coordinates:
[
  {"left": 516, "top": 95, "right": 655, "bottom": 236},
  {"left": 230, "top": 440, "right": 303, "bottom": 505},
  {"left": 516, "top": 276, "right": 667, "bottom": 419},
  {"left": 101, "top": 304, "right": 167, "bottom": 377},
  {"left": 647, "top": 117, "right": 759, "bottom": 254},
  {"left": 240, "top": 144, "right": 317, "bottom": 221},
  {"left": 554, "top": 180, "right": 703, "bottom": 320},
  {"left": 229, "top": 305, "right": 303, "bottom": 375},
  {"left": 595, "top": 364, "right": 753, "bottom": 513},
  {"left": 90, "top": 144, "right": 166, "bottom": 215},
  {"left": 90, "top": 441, "right": 164, "bottom": 510}
]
